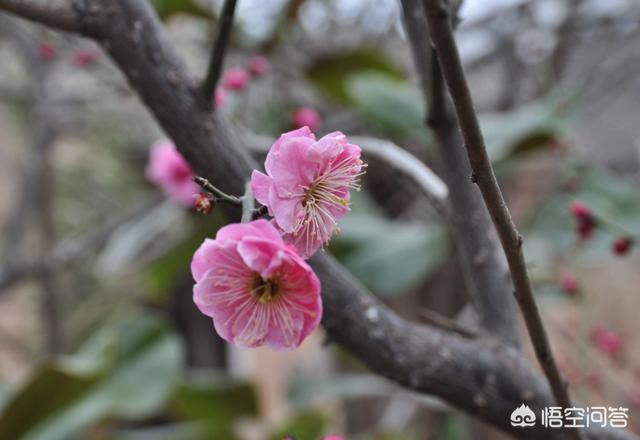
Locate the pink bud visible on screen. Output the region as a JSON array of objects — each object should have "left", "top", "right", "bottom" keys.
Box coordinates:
[
  {"left": 249, "top": 55, "right": 270, "bottom": 77},
  {"left": 591, "top": 327, "right": 624, "bottom": 358},
  {"left": 214, "top": 86, "right": 227, "bottom": 108},
  {"left": 569, "top": 201, "right": 591, "bottom": 219},
  {"left": 560, "top": 274, "right": 579, "bottom": 296},
  {"left": 292, "top": 107, "right": 321, "bottom": 131},
  {"left": 39, "top": 42, "right": 57, "bottom": 61},
  {"left": 72, "top": 49, "right": 99, "bottom": 67},
  {"left": 223, "top": 67, "right": 250, "bottom": 91},
  {"left": 612, "top": 236, "right": 633, "bottom": 256},
  {"left": 569, "top": 201, "right": 596, "bottom": 242}
]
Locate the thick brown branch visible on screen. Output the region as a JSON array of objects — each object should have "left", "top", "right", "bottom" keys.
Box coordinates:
[
  {"left": 421, "top": 0, "right": 575, "bottom": 427},
  {"left": 0, "top": 0, "right": 79, "bottom": 33}
]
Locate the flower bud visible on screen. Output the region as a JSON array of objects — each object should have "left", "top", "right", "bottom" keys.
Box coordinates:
[
  {"left": 292, "top": 107, "right": 321, "bottom": 131},
  {"left": 560, "top": 274, "right": 579, "bottom": 296},
  {"left": 223, "top": 67, "right": 250, "bottom": 91},
  {"left": 249, "top": 55, "right": 270, "bottom": 77},
  {"left": 194, "top": 192, "right": 216, "bottom": 215},
  {"left": 612, "top": 236, "right": 633, "bottom": 256}
]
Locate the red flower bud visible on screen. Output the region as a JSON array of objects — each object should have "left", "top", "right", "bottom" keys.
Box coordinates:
[
  {"left": 560, "top": 274, "right": 579, "bottom": 295},
  {"left": 612, "top": 236, "right": 633, "bottom": 256},
  {"left": 570, "top": 201, "right": 591, "bottom": 219},
  {"left": 194, "top": 192, "right": 216, "bottom": 215}
]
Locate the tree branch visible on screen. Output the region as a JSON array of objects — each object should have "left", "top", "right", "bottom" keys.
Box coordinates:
[
  {"left": 0, "top": 0, "right": 79, "bottom": 33},
  {"left": 401, "top": 0, "right": 519, "bottom": 347},
  {"left": 200, "top": 0, "right": 237, "bottom": 104},
  {"left": 0, "top": 196, "right": 161, "bottom": 292},
  {"left": 421, "top": 0, "right": 575, "bottom": 425},
  {"left": 1, "top": 2, "right": 636, "bottom": 438}
]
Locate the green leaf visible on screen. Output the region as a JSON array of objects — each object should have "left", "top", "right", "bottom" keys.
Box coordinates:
[
  {"left": 331, "top": 193, "right": 449, "bottom": 296},
  {"left": 480, "top": 99, "right": 567, "bottom": 162},
  {"left": 307, "top": 48, "right": 404, "bottom": 103},
  {"left": 145, "top": 214, "right": 226, "bottom": 302},
  {"left": 169, "top": 371, "right": 258, "bottom": 438},
  {"left": 0, "top": 312, "right": 183, "bottom": 440},
  {"left": 271, "top": 411, "right": 326, "bottom": 440},
  {"left": 152, "top": 0, "right": 213, "bottom": 20},
  {"left": 344, "top": 72, "right": 426, "bottom": 137}
]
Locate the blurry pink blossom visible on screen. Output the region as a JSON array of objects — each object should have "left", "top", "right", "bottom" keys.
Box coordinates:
[
  {"left": 560, "top": 274, "right": 579, "bottom": 296},
  {"left": 39, "top": 42, "right": 57, "bottom": 61},
  {"left": 591, "top": 327, "right": 624, "bottom": 359},
  {"left": 71, "top": 49, "right": 99, "bottom": 67},
  {"left": 191, "top": 219, "right": 322, "bottom": 350},
  {"left": 249, "top": 55, "right": 270, "bottom": 77},
  {"left": 292, "top": 107, "right": 321, "bottom": 131},
  {"left": 214, "top": 86, "right": 227, "bottom": 108},
  {"left": 146, "top": 140, "right": 200, "bottom": 206},
  {"left": 322, "top": 436, "right": 345, "bottom": 440},
  {"left": 223, "top": 67, "right": 250, "bottom": 91},
  {"left": 251, "top": 127, "right": 363, "bottom": 258}
]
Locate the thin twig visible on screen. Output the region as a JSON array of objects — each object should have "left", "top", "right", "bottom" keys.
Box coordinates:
[
  {"left": 401, "top": 0, "right": 520, "bottom": 347},
  {"left": 421, "top": 0, "right": 576, "bottom": 429},
  {"left": 0, "top": 196, "right": 162, "bottom": 292},
  {"left": 0, "top": 0, "right": 78, "bottom": 33},
  {"left": 194, "top": 176, "right": 267, "bottom": 219},
  {"left": 200, "top": 0, "right": 237, "bottom": 105},
  {"left": 418, "top": 308, "right": 476, "bottom": 339},
  {"left": 194, "top": 176, "right": 242, "bottom": 204}
]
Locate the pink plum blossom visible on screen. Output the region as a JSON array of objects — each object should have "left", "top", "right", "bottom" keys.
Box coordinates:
[
  {"left": 223, "top": 67, "right": 250, "bottom": 91},
  {"left": 249, "top": 55, "right": 270, "bottom": 77},
  {"left": 214, "top": 86, "right": 227, "bottom": 108},
  {"left": 251, "top": 127, "right": 363, "bottom": 258},
  {"left": 146, "top": 139, "right": 200, "bottom": 206},
  {"left": 292, "top": 107, "right": 321, "bottom": 131},
  {"left": 191, "top": 219, "right": 322, "bottom": 350}
]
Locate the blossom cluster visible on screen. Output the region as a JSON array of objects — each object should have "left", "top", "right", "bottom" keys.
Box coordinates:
[{"left": 146, "top": 126, "right": 363, "bottom": 350}]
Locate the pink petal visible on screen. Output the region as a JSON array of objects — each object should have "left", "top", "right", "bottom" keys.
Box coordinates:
[
  {"left": 237, "top": 238, "right": 285, "bottom": 277},
  {"left": 251, "top": 170, "right": 272, "bottom": 206}
]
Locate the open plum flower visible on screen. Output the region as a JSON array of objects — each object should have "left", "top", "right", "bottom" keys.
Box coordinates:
[
  {"left": 192, "top": 220, "right": 322, "bottom": 350},
  {"left": 251, "top": 127, "right": 363, "bottom": 258},
  {"left": 146, "top": 139, "right": 200, "bottom": 206}
]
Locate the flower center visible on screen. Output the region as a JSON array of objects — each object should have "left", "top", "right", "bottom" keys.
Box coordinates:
[{"left": 250, "top": 275, "right": 280, "bottom": 304}]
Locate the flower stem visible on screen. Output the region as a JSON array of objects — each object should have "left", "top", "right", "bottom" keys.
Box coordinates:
[{"left": 194, "top": 176, "right": 242, "bottom": 205}]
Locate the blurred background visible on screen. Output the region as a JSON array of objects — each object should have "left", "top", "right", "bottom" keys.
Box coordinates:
[{"left": 0, "top": 0, "right": 639, "bottom": 438}]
